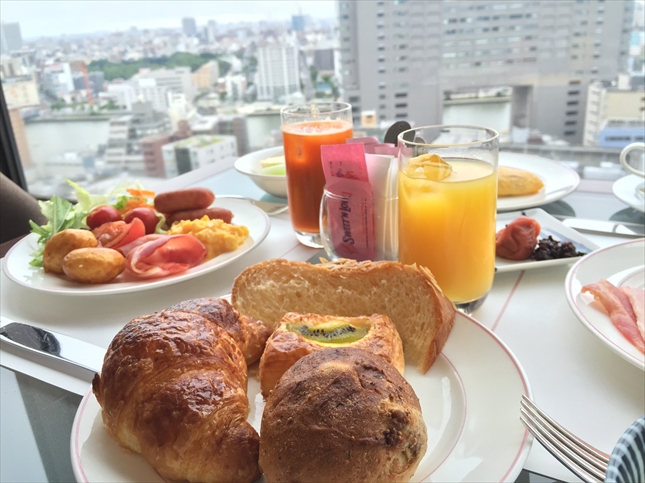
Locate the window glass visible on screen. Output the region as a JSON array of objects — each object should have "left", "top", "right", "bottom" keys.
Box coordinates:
[{"left": 1, "top": 0, "right": 644, "bottom": 199}]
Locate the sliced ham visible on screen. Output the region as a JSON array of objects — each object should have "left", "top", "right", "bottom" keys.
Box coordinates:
[
  {"left": 124, "top": 235, "right": 207, "bottom": 280},
  {"left": 117, "top": 234, "right": 166, "bottom": 257},
  {"left": 621, "top": 286, "right": 645, "bottom": 342},
  {"left": 496, "top": 216, "right": 541, "bottom": 260},
  {"left": 582, "top": 280, "right": 644, "bottom": 354}
]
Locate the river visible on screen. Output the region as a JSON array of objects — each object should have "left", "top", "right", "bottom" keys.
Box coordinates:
[{"left": 22, "top": 101, "right": 511, "bottom": 192}]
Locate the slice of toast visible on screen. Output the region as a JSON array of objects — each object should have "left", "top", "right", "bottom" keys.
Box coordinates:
[{"left": 231, "top": 258, "right": 456, "bottom": 373}]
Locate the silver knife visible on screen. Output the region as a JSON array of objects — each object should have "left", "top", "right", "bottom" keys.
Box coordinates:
[
  {"left": 0, "top": 321, "right": 104, "bottom": 374},
  {"left": 559, "top": 218, "right": 645, "bottom": 238}
]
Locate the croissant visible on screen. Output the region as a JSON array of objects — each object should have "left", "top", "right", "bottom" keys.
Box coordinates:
[
  {"left": 92, "top": 310, "right": 261, "bottom": 483},
  {"left": 166, "top": 297, "right": 272, "bottom": 366}
]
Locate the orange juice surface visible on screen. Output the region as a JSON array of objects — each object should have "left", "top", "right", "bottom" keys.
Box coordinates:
[
  {"left": 283, "top": 120, "right": 353, "bottom": 234},
  {"left": 398, "top": 158, "right": 497, "bottom": 303}
]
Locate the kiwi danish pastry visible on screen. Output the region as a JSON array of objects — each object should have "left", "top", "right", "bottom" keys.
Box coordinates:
[{"left": 259, "top": 312, "right": 404, "bottom": 397}]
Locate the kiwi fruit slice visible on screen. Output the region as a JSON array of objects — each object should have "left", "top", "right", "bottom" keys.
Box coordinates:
[{"left": 286, "top": 321, "right": 369, "bottom": 345}]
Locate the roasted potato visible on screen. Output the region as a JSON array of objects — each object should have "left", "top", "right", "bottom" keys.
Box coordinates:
[
  {"left": 43, "top": 229, "right": 98, "bottom": 274},
  {"left": 62, "top": 247, "right": 125, "bottom": 284}
]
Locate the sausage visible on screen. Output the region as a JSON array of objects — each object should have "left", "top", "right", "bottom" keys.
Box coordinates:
[
  {"left": 166, "top": 207, "right": 234, "bottom": 226},
  {"left": 154, "top": 188, "right": 215, "bottom": 214}
]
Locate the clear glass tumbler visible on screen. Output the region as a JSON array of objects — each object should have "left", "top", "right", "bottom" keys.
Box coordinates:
[
  {"left": 280, "top": 102, "right": 353, "bottom": 248},
  {"left": 397, "top": 125, "right": 499, "bottom": 315}
]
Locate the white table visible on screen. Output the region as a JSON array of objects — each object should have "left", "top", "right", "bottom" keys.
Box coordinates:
[{"left": 1, "top": 161, "right": 644, "bottom": 483}]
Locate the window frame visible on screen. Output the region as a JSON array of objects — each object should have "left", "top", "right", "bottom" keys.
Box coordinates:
[{"left": 0, "top": 85, "right": 27, "bottom": 191}]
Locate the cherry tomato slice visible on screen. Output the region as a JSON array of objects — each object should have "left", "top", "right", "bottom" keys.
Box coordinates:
[
  {"left": 92, "top": 217, "right": 145, "bottom": 249},
  {"left": 123, "top": 207, "right": 160, "bottom": 235},
  {"left": 86, "top": 205, "right": 122, "bottom": 229}
]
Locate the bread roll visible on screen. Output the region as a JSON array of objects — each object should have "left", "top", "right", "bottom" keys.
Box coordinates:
[
  {"left": 259, "top": 312, "right": 404, "bottom": 397},
  {"left": 166, "top": 297, "right": 271, "bottom": 366},
  {"left": 92, "top": 310, "right": 261, "bottom": 483},
  {"left": 498, "top": 166, "right": 545, "bottom": 197},
  {"left": 260, "top": 347, "right": 427, "bottom": 483},
  {"left": 232, "top": 258, "right": 456, "bottom": 373}
]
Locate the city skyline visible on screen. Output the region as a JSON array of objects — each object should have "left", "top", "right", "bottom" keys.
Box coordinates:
[{"left": 0, "top": 1, "right": 337, "bottom": 39}]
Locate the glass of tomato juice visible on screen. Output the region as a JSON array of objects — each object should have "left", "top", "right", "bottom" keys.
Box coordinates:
[
  {"left": 280, "top": 102, "right": 353, "bottom": 248},
  {"left": 397, "top": 125, "right": 499, "bottom": 315}
]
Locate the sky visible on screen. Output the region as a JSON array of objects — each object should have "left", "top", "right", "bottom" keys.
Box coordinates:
[{"left": 0, "top": 1, "right": 338, "bottom": 39}]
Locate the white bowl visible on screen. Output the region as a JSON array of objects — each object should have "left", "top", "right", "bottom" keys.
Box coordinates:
[{"left": 234, "top": 146, "right": 287, "bottom": 199}]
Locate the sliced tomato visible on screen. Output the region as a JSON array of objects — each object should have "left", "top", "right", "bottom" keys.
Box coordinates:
[{"left": 92, "top": 217, "right": 145, "bottom": 249}]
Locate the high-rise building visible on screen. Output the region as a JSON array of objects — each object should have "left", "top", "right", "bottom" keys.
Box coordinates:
[
  {"left": 40, "top": 63, "right": 75, "bottom": 99},
  {"left": 192, "top": 61, "right": 219, "bottom": 89},
  {"left": 338, "top": 0, "right": 634, "bottom": 144},
  {"left": 313, "top": 49, "right": 335, "bottom": 73},
  {"left": 104, "top": 102, "right": 172, "bottom": 175},
  {"left": 182, "top": 17, "right": 198, "bottom": 37},
  {"left": 583, "top": 80, "right": 645, "bottom": 147},
  {"left": 0, "top": 22, "right": 23, "bottom": 54},
  {"left": 161, "top": 135, "right": 238, "bottom": 177},
  {"left": 206, "top": 20, "right": 218, "bottom": 43},
  {"left": 139, "top": 67, "right": 196, "bottom": 101},
  {"left": 256, "top": 43, "right": 300, "bottom": 102},
  {"left": 292, "top": 15, "right": 306, "bottom": 32}
]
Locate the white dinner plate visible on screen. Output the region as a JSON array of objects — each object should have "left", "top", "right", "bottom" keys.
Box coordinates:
[
  {"left": 612, "top": 174, "right": 645, "bottom": 213},
  {"left": 495, "top": 208, "right": 600, "bottom": 273},
  {"left": 497, "top": 152, "right": 581, "bottom": 212},
  {"left": 70, "top": 312, "right": 532, "bottom": 483},
  {"left": 2, "top": 199, "right": 270, "bottom": 296},
  {"left": 565, "top": 239, "right": 645, "bottom": 370}
]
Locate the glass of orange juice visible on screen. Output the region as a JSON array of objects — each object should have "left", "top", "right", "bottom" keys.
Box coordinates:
[
  {"left": 397, "top": 125, "right": 499, "bottom": 315},
  {"left": 281, "top": 102, "right": 353, "bottom": 248}
]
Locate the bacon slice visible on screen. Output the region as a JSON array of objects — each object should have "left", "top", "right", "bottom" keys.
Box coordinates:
[
  {"left": 621, "top": 286, "right": 645, "bottom": 342},
  {"left": 124, "top": 235, "right": 207, "bottom": 280},
  {"left": 582, "top": 280, "right": 644, "bottom": 354}
]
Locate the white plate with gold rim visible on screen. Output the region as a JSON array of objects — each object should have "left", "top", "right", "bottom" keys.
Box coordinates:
[
  {"left": 2, "top": 199, "right": 270, "bottom": 296},
  {"left": 565, "top": 238, "right": 645, "bottom": 370},
  {"left": 497, "top": 152, "right": 580, "bottom": 212},
  {"left": 70, "top": 312, "right": 532, "bottom": 483}
]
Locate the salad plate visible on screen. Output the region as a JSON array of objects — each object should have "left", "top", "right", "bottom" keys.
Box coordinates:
[
  {"left": 495, "top": 209, "right": 600, "bottom": 273},
  {"left": 71, "top": 311, "right": 532, "bottom": 483},
  {"left": 497, "top": 152, "right": 580, "bottom": 212},
  {"left": 2, "top": 199, "right": 270, "bottom": 296},
  {"left": 612, "top": 174, "right": 645, "bottom": 213},
  {"left": 565, "top": 239, "right": 645, "bottom": 370}
]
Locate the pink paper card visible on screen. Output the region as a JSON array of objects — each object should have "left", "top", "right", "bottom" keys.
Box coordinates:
[
  {"left": 346, "top": 136, "right": 379, "bottom": 145},
  {"left": 321, "top": 144, "right": 369, "bottom": 182},
  {"left": 373, "top": 145, "right": 399, "bottom": 156}
]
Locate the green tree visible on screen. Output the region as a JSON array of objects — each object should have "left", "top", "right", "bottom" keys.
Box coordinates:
[
  {"left": 310, "top": 66, "right": 318, "bottom": 85},
  {"left": 88, "top": 52, "right": 223, "bottom": 81},
  {"left": 51, "top": 99, "right": 66, "bottom": 110}
]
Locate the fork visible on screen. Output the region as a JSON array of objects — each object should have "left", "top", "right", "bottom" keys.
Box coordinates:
[
  {"left": 217, "top": 195, "right": 289, "bottom": 215},
  {"left": 520, "top": 395, "right": 610, "bottom": 483}
]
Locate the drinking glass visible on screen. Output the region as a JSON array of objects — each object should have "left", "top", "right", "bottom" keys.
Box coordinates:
[
  {"left": 319, "top": 188, "right": 398, "bottom": 262},
  {"left": 397, "top": 125, "right": 499, "bottom": 315},
  {"left": 281, "top": 102, "right": 353, "bottom": 248}
]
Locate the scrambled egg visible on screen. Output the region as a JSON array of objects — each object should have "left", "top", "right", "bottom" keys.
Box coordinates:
[{"left": 168, "top": 216, "right": 249, "bottom": 260}]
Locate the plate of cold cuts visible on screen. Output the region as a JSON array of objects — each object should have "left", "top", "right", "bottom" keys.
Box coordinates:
[
  {"left": 2, "top": 198, "right": 270, "bottom": 296},
  {"left": 565, "top": 238, "right": 645, "bottom": 370}
]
